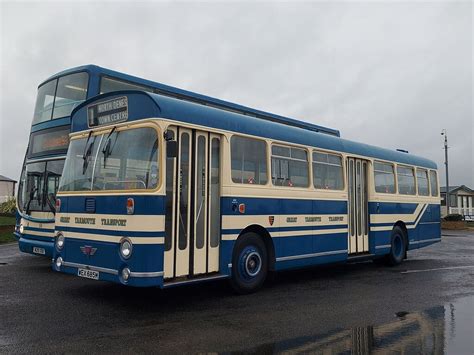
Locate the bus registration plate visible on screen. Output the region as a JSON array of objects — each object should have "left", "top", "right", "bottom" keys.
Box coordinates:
[
  {"left": 33, "top": 247, "right": 45, "bottom": 255},
  {"left": 78, "top": 269, "right": 99, "bottom": 280}
]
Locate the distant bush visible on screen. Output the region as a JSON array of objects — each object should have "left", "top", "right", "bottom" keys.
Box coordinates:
[
  {"left": 0, "top": 198, "right": 16, "bottom": 215},
  {"left": 443, "top": 214, "right": 463, "bottom": 222}
]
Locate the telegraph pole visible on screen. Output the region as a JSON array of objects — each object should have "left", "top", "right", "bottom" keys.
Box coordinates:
[{"left": 441, "top": 129, "right": 450, "bottom": 211}]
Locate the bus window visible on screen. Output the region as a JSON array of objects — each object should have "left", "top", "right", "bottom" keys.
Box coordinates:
[
  {"left": 93, "top": 128, "right": 159, "bottom": 191},
  {"left": 429, "top": 170, "right": 439, "bottom": 196},
  {"left": 417, "top": 168, "right": 429, "bottom": 196},
  {"left": 52, "top": 72, "right": 88, "bottom": 119},
  {"left": 33, "top": 80, "right": 57, "bottom": 124},
  {"left": 100, "top": 76, "right": 153, "bottom": 94},
  {"left": 313, "top": 151, "right": 344, "bottom": 190},
  {"left": 231, "top": 136, "right": 267, "bottom": 185},
  {"left": 397, "top": 166, "right": 416, "bottom": 195},
  {"left": 374, "top": 161, "right": 395, "bottom": 193},
  {"left": 271, "top": 145, "right": 309, "bottom": 187}
]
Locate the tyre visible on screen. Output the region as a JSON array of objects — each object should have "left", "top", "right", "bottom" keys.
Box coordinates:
[
  {"left": 230, "top": 232, "right": 268, "bottom": 294},
  {"left": 386, "top": 226, "right": 407, "bottom": 266}
]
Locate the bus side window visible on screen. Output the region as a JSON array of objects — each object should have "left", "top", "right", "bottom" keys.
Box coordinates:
[
  {"left": 313, "top": 151, "right": 344, "bottom": 190},
  {"left": 397, "top": 165, "right": 416, "bottom": 195},
  {"left": 230, "top": 136, "right": 267, "bottom": 185},
  {"left": 271, "top": 145, "right": 308, "bottom": 187},
  {"left": 374, "top": 161, "right": 396, "bottom": 194},
  {"left": 417, "top": 168, "right": 429, "bottom": 196},
  {"left": 429, "top": 170, "right": 439, "bottom": 197}
]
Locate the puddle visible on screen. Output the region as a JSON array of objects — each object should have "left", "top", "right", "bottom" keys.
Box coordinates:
[{"left": 231, "top": 296, "right": 473, "bottom": 354}]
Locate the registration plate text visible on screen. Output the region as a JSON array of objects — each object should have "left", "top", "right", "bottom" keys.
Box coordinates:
[
  {"left": 78, "top": 268, "right": 99, "bottom": 280},
  {"left": 33, "top": 247, "right": 45, "bottom": 255}
]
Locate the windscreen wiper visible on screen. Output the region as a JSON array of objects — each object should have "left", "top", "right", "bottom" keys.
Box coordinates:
[
  {"left": 82, "top": 131, "right": 95, "bottom": 174},
  {"left": 25, "top": 186, "right": 38, "bottom": 215},
  {"left": 102, "top": 126, "right": 117, "bottom": 167}
]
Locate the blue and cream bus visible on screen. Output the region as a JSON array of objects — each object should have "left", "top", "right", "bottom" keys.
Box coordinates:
[
  {"left": 52, "top": 90, "right": 440, "bottom": 293},
  {"left": 17, "top": 65, "right": 331, "bottom": 257}
]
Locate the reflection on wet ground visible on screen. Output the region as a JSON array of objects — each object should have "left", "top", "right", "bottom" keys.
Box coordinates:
[{"left": 233, "top": 296, "right": 473, "bottom": 354}]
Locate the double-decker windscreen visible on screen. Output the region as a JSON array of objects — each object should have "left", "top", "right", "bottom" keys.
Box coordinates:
[
  {"left": 59, "top": 127, "right": 159, "bottom": 192},
  {"left": 18, "top": 159, "right": 64, "bottom": 214},
  {"left": 33, "top": 72, "right": 89, "bottom": 124}
]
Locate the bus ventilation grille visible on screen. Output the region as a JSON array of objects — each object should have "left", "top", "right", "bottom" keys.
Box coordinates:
[{"left": 85, "top": 198, "right": 96, "bottom": 213}]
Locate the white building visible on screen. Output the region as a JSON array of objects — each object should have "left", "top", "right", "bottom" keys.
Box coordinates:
[
  {"left": 440, "top": 185, "right": 474, "bottom": 218},
  {"left": 0, "top": 175, "right": 16, "bottom": 203}
]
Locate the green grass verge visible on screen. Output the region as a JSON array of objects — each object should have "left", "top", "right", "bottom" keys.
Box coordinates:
[
  {"left": 0, "top": 216, "right": 15, "bottom": 226},
  {"left": 0, "top": 229, "right": 16, "bottom": 244},
  {"left": 0, "top": 216, "right": 16, "bottom": 244}
]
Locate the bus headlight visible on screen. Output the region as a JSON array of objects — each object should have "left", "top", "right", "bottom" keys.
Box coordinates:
[
  {"left": 55, "top": 256, "right": 63, "bottom": 269},
  {"left": 19, "top": 224, "right": 24, "bottom": 234},
  {"left": 56, "top": 232, "right": 65, "bottom": 251},
  {"left": 119, "top": 238, "right": 133, "bottom": 259},
  {"left": 121, "top": 267, "right": 131, "bottom": 282}
]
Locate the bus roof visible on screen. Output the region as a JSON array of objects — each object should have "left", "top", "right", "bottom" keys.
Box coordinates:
[
  {"left": 71, "top": 91, "right": 437, "bottom": 169},
  {"left": 41, "top": 64, "right": 340, "bottom": 137}
]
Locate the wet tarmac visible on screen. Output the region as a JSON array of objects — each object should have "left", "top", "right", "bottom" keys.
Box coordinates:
[
  {"left": 234, "top": 295, "right": 474, "bottom": 354},
  {"left": 0, "top": 230, "right": 473, "bottom": 354}
]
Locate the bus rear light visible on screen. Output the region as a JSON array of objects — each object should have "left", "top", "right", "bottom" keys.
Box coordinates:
[
  {"left": 126, "top": 198, "right": 134, "bottom": 215},
  {"left": 55, "top": 198, "right": 61, "bottom": 213}
]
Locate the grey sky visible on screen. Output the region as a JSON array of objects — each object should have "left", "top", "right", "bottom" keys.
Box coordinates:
[{"left": 1, "top": 1, "right": 472, "bottom": 187}]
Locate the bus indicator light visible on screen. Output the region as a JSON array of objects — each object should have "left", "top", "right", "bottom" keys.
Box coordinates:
[
  {"left": 239, "top": 203, "right": 246, "bottom": 214},
  {"left": 56, "top": 198, "right": 61, "bottom": 213},
  {"left": 126, "top": 198, "right": 134, "bottom": 215}
]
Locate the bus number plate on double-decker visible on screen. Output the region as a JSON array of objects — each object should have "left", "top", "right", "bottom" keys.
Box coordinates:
[
  {"left": 33, "top": 247, "right": 45, "bottom": 255},
  {"left": 78, "top": 268, "right": 99, "bottom": 280}
]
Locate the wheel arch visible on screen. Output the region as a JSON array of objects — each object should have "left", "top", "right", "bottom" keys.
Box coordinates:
[
  {"left": 394, "top": 220, "right": 409, "bottom": 250},
  {"left": 236, "top": 224, "right": 276, "bottom": 271}
]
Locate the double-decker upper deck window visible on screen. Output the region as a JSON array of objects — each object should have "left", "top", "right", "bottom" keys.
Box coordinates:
[
  {"left": 100, "top": 77, "right": 153, "bottom": 94},
  {"left": 397, "top": 165, "right": 416, "bottom": 195},
  {"left": 231, "top": 136, "right": 267, "bottom": 185},
  {"left": 374, "top": 161, "right": 395, "bottom": 193},
  {"left": 313, "top": 151, "right": 344, "bottom": 190},
  {"left": 429, "top": 170, "right": 438, "bottom": 197},
  {"left": 33, "top": 72, "right": 89, "bottom": 125},
  {"left": 33, "top": 80, "right": 57, "bottom": 124},
  {"left": 417, "top": 168, "right": 429, "bottom": 196},
  {"left": 52, "top": 72, "right": 89, "bottom": 119},
  {"left": 271, "top": 145, "right": 309, "bottom": 187}
]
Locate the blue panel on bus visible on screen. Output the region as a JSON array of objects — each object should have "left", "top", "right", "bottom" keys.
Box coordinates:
[
  {"left": 221, "top": 197, "right": 346, "bottom": 215},
  {"left": 31, "top": 117, "right": 70, "bottom": 132},
  {"left": 61, "top": 195, "right": 165, "bottom": 215}
]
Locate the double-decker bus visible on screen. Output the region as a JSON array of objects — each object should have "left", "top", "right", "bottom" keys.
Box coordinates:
[
  {"left": 17, "top": 65, "right": 335, "bottom": 257},
  {"left": 52, "top": 90, "right": 440, "bottom": 293}
]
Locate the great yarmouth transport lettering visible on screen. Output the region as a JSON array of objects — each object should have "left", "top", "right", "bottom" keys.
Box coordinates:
[
  {"left": 101, "top": 218, "right": 127, "bottom": 227},
  {"left": 75, "top": 217, "right": 96, "bottom": 225},
  {"left": 59, "top": 216, "right": 70, "bottom": 223}
]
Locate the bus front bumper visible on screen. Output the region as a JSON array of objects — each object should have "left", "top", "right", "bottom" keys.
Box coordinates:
[
  {"left": 53, "top": 258, "right": 164, "bottom": 287},
  {"left": 18, "top": 235, "right": 54, "bottom": 257}
]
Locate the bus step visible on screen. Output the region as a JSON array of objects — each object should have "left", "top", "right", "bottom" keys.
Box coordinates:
[
  {"left": 347, "top": 253, "right": 375, "bottom": 263},
  {"left": 163, "top": 273, "right": 229, "bottom": 288}
]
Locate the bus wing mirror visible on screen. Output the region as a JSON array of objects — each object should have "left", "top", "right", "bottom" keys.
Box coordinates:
[{"left": 166, "top": 141, "right": 178, "bottom": 158}]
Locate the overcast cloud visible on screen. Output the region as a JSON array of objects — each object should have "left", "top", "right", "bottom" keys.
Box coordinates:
[{"left": 0, "top": 0, "right": 472, "bottom": 187}]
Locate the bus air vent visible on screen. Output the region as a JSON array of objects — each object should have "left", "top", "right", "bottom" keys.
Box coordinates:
[{"left": 85, "top": 198, "right": 96, "bottom": 213}]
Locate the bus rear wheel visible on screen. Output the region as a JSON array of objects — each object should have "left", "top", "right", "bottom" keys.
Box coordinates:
[
  {"left": 230, "top": 233, "right": 268, "bottom": 294},
  {"left": 386, "top": 226, "right": 407, "bottom": 266}
]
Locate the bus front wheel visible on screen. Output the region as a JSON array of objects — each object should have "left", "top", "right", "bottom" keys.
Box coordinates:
[{"left": 230, "top": 233, "right": 268, "bottom": 294}]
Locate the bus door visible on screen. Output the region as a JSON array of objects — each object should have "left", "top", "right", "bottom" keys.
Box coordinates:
[
  {"left": 164, "top": 126, "right": 221, "bottom": 279},
  {"left": 347, "top": 158, "right": 369, "bottom": 254}
]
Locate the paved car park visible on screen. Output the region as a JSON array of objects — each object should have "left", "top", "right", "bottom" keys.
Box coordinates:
[{"left": 1, "top": 231, "right": 473, "bottom": 353}]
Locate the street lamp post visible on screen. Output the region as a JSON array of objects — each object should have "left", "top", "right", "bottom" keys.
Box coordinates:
[{"left": 441, "top": 129, "right": 450, "bottom": 212}]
